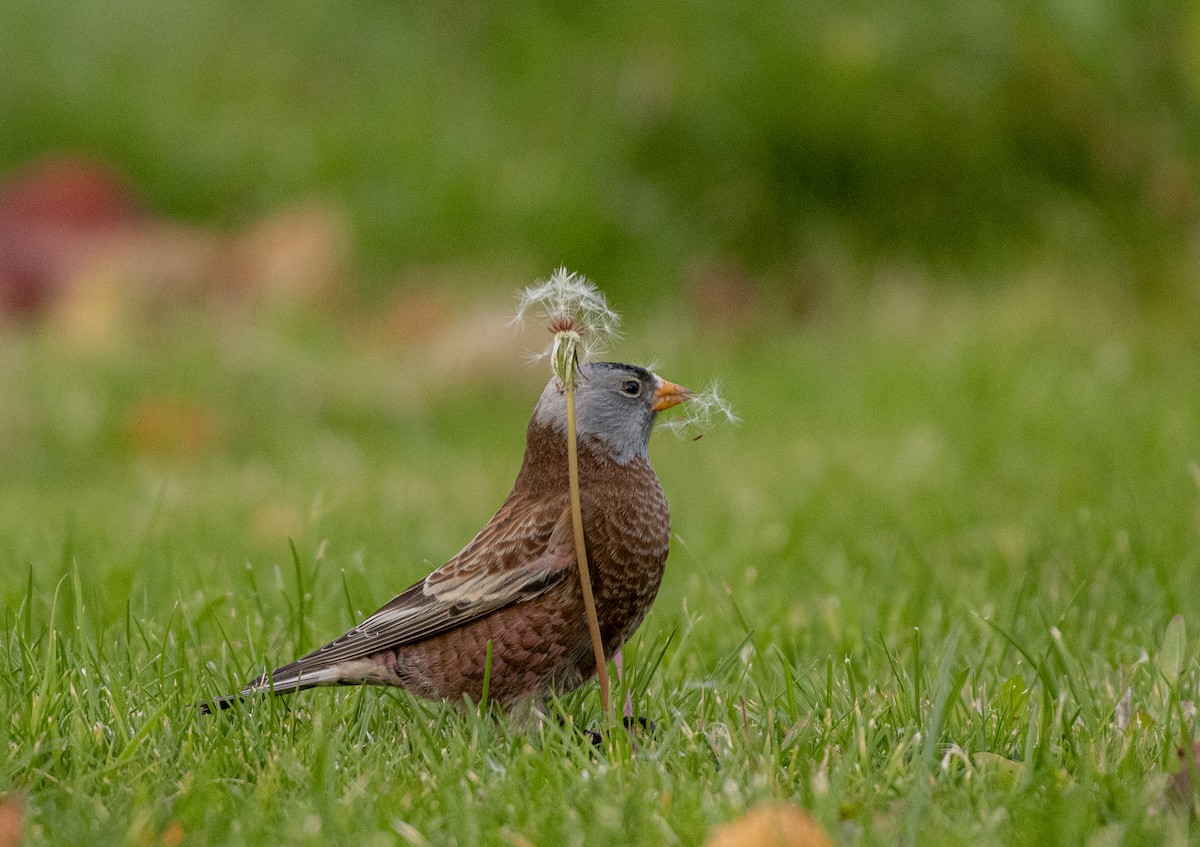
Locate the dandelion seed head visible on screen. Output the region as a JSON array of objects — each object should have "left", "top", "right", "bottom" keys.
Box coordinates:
[
  {"left": 550, "top": 329, "right": 584, "bottom": 390},
  {"left": 515, "top": 268, "right": 623, "bottom": 385},
  {"left": 658, "top": 380, "right": 740, "bottom": 437},
  {"left": 515, "top": 267, "right": 622, "bottom": 355}
]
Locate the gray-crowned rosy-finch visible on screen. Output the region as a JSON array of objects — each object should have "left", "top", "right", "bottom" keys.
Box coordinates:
[{"left": 200, "top": 362, "right": 689, "bottom": 713}]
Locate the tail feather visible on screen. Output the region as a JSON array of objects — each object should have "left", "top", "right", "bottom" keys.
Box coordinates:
[
  {"left": 246, "top": 658, "right": 344, "bottom": 694},
  {"left": 196, "top": 661, "right": 347, "bottom": 715}
]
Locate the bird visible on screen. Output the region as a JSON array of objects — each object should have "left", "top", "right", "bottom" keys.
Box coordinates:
[{"left": 200, "top": 361, "right": 689, "bottom": 713}]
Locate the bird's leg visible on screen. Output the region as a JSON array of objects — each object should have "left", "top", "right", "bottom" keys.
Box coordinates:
[
  {"left": 612, "top": 650, "right": 656, "bottom": 736},
  {"left": 615, "top": 650, "right": 634, "bottom": 721},
  {"left": 545, "top": 708, "right": 605, "bottom": 746}
]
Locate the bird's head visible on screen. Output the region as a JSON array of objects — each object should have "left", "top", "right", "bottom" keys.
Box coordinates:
[{"left": 533, "top": 362, "right": 690, "bottom": 464}]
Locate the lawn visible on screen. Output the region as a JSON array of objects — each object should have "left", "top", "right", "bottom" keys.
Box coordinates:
[{"left": 3, "top": 282, "right": 1200, "bottom": 845}]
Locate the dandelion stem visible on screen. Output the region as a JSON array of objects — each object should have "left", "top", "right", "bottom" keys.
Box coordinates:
[
  {"left": 565, "top": 383, "right": 613, "bottom": 720},
  {"left": 516, "top": 268, "right": 625, "bottom": 720}
]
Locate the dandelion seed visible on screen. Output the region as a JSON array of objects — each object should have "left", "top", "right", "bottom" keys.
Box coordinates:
[{"left": 659, "top": 380, "right": 740, "bottom": 437}]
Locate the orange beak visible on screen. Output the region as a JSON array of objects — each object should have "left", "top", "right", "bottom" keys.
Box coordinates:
[{"left": 652, "top": 377, "right": 692, "bottom": 412}]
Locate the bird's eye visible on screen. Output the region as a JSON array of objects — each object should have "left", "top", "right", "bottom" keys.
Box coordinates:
[{"left": 620, "top": 380, "right": 641, "bottom": 396}]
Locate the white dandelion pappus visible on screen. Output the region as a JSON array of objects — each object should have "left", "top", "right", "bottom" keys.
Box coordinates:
[
  {"left": 514, "top": 268, "right": 622, "bottom": 378},
  {"left": 658, "top": 380, "right": 740, "bottom": 437}
]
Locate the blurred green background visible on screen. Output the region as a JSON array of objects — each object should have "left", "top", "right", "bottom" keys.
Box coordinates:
[{"left": 4, "top": 0, "right": 1198, "bottom": 300}]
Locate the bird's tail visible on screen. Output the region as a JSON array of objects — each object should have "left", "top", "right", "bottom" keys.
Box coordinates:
[{"left": 196, "top": 661, "right": 344, "bottom": 715}]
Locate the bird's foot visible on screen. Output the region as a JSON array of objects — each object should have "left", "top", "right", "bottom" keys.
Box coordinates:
[
  {"left": 196, "top": 694, "right": 243, "bottom": 715},
  {"left": 579, "top": 715, "right": 657, "bottom": 746},
  {"left": 623, "top": 715, "right": 656, "bottom": 735}
]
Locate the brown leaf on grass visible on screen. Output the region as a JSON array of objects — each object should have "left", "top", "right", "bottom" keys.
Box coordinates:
[
  {"left": 224, "top": 202, "right": 348, "bottom": 308},
  {"left": 126, "top": 397, "right": 221, "bottom": 457},
  {"left": 0, "top": 794, "right": 24, "bottom": 847},
  {"left": 370, "top": 290, "right": 455, "bottom": 347},
  {"left": 160, "top": 821, "right": 184, "bottom": 847},
  {"left": 704, "top": 804, "right": 833, "bottom": 847}
]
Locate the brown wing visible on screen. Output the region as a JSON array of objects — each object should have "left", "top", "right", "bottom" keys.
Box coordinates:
[{"left": 245, "top": 492, "right": 574, "bottom": 691}]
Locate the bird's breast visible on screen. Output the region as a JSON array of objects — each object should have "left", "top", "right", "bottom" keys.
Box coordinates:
[{"left": 582, "top": 458, "right": 671, "bottom": 651}]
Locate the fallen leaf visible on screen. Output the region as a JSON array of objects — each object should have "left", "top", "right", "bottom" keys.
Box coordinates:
[
  {"left": 126, "top": 397, "right": 220, "bottom": 456},
  {"left": 161, "top": 821, "right": 184, "bottom": 847},
  {"left": 225, "top": 202, "right": 348, "bottom": 307},
  {"left": 0, "top": 794, "right": 24, "bottom": 847},
  {"left": 704, "top": 804, "right": 833, "bottom": 847},
  {"left": 371, "top": 290, "right": 455, "bottom": 347}
]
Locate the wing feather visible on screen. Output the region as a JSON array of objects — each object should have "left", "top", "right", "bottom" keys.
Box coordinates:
[{"left": 245, "top": 493, "right": 573, "bottom": 692}]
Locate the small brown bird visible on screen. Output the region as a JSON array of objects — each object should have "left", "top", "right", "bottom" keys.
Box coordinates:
[{"left": 201, "top": 362, "right": 689, "bottom": 713}]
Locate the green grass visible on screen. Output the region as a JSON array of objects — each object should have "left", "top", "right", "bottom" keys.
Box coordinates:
[{"left": 4, "top": 286, "right": 1200, "bottom": 845}]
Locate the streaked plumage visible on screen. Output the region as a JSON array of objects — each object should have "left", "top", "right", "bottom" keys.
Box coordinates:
[{"left": 200, "top": 362, "right": 688, "bottom": 712}]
